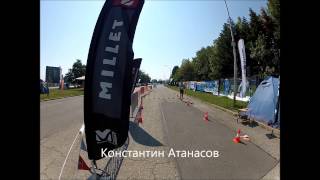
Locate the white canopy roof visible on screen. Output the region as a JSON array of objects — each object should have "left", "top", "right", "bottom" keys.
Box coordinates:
[{"left": 75, "top": 76, "right": 85, "bottom": 80}]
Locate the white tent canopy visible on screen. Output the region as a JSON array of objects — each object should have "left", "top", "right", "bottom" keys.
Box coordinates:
[{"left": 75, "top": 76, "right": 85, "bottom": 80}]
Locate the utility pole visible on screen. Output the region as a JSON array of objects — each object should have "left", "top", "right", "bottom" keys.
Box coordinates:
[{"left": 224, "top": 0, "right": 237, "bottom": 107}]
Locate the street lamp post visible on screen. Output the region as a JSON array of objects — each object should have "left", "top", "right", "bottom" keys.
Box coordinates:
[{"left": 224, "top": 0, "right": 237, "bottom": 107}]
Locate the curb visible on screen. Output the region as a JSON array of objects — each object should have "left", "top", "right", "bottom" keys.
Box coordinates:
[{"left": 40, "top": 95, "right": 84, "bottom": 102}]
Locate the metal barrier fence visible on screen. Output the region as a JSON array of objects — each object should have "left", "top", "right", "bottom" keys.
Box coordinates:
[{"left": 131, "top": 91, "right": 139, "bottom": 116}]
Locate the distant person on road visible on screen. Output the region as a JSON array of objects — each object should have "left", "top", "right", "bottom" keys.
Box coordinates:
[{"left": 179, "top": 81, "right": 185, "bottom": 99}]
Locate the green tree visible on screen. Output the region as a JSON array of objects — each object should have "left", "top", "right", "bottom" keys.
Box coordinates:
[
  {"left": 170, "top": 66, "right": 179, "bottom": 80},
  {"left": 211, "top": 23, "right": 236, "bottom": 79},
  {"left": 247, "top": 9, "right": 266, "bottom": 76},
  {"left": 267, "top": 0, "right": 280, "bottom": 25},
  {"left": 261, "top": 7, "right": 279, "bottom": 74},
  {"left": 171, "top": 66, "right": 182, "bottom": 82},
  {"left": 193, "top": 46, "right": 212, "bottom": 81},
  {"left": 170, "top": 4, "right": 280, "bottom": 82},
  {"left": 170, "top": 65, "right": 182, "bottom": 84},
  {"left": 235, "top": 17, "right": 250, "bottom": 41},
  {"left": 208, "top": 44, "right": 222, "bottom": 79},
  {"left": 72, "top": 59, "right": 86, "bottom": 78},
  {"left": 173, "top": 68, "right": 182, "bottom": 82},
  {"left": 64, "top": 69, "right": 75, "bottom": 83},
  {"left": 266, "top": 0, "right": 280, "bottom": 73},
  {"left": 64, "top": 59, "right": 86, "bottom": 84},
  {"left": 260, "top": 8, "right": 275, "bottom": 44},
  {"left": 267, "top": 0, "right": 280, "bottom": 48},
  {"left": 138, "top": 70, "right": 151, "bottom": 84},
  {"left": 179, "top": 59, "right": 196, "bottom": 81},
  {"left": 250, "top": 34, "right": 276, "bottom": 78},
  {"left": 249, "top": 8, "right": 264, "bottom": 39}
]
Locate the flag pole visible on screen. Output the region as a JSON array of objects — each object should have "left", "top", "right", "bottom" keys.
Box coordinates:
[{"left": 224, "top": 0, "right": 238, "bottom": 107}]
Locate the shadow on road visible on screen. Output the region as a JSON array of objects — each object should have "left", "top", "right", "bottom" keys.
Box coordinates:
[
  {"left": 238, "top": 141, "right": 247, "bottom": 145},
  {"left": 129, "top": 121, "right": 163, "bottom": 147},
  {"left": 204, "top": 119, "right": 213, "bottom": 123},
  {"left": 266, "top": 133, "right": 277, "bottom": 139},
  {"left": 241, "top": 120, "right": 259, "bottom": 128}
]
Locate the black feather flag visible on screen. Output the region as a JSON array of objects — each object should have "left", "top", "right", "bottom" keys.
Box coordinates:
[
  {"left": 80, "top": 137, "right": 87, "bottom": 152},
  {"left": 84, "top": 0, "right": 144, "bottom": 160}
]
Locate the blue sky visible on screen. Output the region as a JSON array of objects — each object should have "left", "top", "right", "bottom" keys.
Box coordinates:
[{"left": 41, "top": 0, "right": 267, "bottom": 80}]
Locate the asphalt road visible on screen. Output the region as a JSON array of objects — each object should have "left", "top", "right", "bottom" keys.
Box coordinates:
[
  {"left": 40, "top": 86, "right": 278, "bottom": 179},
  {"left": 40, "top": 96, "right": 84, "bottom": 140},
  {"left": 40, "top": 96, "right": 84, "bottom": 179},
  {"left": 156, "top": 86, "right": 278, "bottom": 179}
]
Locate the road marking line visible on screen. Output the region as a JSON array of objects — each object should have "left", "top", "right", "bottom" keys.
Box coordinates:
[{"left": 58, "top": 124, "right": 83, "bottom": 180}]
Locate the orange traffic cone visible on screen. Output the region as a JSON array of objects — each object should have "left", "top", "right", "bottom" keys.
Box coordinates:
[
  {"left": 138, "top": 115, "right": 143, "bottom": 123},
  {"left": 137, "top": 110, "right": 143, "bottom": 124},
  {"left": 233, "top": 129, "right": 241, "bottom": 143},
  {"left": 233, "top": 136, "right": 241, "bottom": 143},
  {"left": 203, "top": 112, "right": 209, "bottom": 121}
]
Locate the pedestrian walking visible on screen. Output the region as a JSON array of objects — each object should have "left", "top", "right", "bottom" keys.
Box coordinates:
[{"left": 179, "top": 81, "right": 185, "bottom": 99}]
